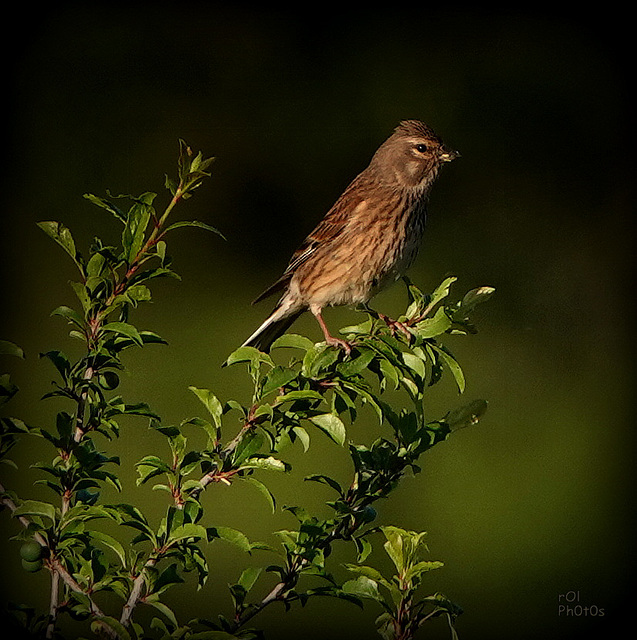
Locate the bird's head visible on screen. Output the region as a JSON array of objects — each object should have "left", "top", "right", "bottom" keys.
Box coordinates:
[{"left": 371, "top": 119, "right": 459, "bottom": 190}]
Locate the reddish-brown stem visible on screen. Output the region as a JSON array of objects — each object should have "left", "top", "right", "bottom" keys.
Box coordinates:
[{"left": 189, "top": 405, "right": 263, "bottom": 499}]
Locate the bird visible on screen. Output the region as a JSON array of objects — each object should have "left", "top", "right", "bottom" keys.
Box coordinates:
[{"left": 241, "top": 119, "right": 459, "bottom": 354}]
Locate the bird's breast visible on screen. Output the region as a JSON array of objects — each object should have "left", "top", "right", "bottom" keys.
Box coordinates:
[{"left": 291, "top": 196, "right": 427, "bottom": 308}]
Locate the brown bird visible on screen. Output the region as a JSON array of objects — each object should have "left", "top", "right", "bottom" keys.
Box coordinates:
[{"left": 242, "top": 120, "right": 459, "bottom": 354}]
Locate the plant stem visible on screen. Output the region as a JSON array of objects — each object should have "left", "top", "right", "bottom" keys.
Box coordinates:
[
  {"left": 1, "top": 482, "right": 109, "bottom": 627},
  {"left": 229, "top": 577, "right": 291, "bottom": 632},
  {"left": 73, "top": 366, "right": 95, "bottom": 442},
  {"left": 45, "top": 568, "right": 59, "bottom": 639},
  {"left": 119, "top": 556, "right": 158, "bottom": 628}
]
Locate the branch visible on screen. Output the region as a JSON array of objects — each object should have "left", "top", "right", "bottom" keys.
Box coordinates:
[
  {"left": 229, "top": 578, "right": 291, "bottom": 632},
  {"left": 119, "top": 556, "right": 158, "bottom": 628},
  {"left": 189, "top": 412, "right": 259, "bottom": 499},
  {"left": 73, "top": 366, "right": 95, "bottom": 442},
  {"left": 45, "top": 570, "right": 59, "bottom": 639},
  {"left": 1, "top": 483, "right": 111, "bottom": 634}
]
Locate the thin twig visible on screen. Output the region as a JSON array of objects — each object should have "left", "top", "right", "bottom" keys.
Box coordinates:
[
  {"left": 73, "top": 366, "right": 95, "bottom": 442},
  {"left": 229, "top": 578, "right": 290, "bottom": 632}
]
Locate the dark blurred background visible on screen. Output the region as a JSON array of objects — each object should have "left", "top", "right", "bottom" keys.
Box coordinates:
[{"left": 1, "top": 4, "right": 634, "bottom": 639}]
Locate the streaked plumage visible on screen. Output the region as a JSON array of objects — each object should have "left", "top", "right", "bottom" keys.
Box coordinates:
[{"left": 242, "top": 120, "right": 459, "bottom": 353}]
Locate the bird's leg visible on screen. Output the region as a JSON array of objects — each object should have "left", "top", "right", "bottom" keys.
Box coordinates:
[{"left": 310, "top": 305, "right": 352, "bottom": 356}]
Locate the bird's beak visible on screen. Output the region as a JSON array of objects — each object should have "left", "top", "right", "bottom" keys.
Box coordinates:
[{"left": 440, "top": 148, "right": 460, "bottom": 162}]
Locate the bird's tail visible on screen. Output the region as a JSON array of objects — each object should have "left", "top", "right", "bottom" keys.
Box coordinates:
[{"left": 241, "top": 305, "right": 304, "bottom": 353}]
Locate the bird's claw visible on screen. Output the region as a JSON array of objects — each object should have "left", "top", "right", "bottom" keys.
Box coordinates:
[
  {"left": 378, "top": 313, "right": 414, "bottom": 341},
  {"left": 326, "top": 336, "right": 353, "bottom": 356}
]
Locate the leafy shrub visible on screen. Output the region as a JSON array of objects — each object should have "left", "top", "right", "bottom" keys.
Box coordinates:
[{"left": 0, "top": 141, "right": 493, "bottom": 639}]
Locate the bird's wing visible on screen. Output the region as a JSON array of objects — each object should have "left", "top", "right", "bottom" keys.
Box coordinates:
[{"left": 252, "top": 182, "right": 363, "bottom": 305}]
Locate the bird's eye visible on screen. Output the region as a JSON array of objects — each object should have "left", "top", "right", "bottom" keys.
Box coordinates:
[{"left": 415, "top": 143, "right": 428, "bottom": 153}]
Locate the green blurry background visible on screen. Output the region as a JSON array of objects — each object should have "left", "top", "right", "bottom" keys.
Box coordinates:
[{"left": 1, "top": 5, "right": 633, "bottom": 639}]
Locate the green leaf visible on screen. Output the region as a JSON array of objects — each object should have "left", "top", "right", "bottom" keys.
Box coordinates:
[
  {"left": 380, "top": 527, "right": 430, "bottom": 579},
  {"left": 0, "top": 374, "right": 18, "bottom": 406},
  {"left": 83, "top": 193, "right": 127, "bottom": 223},
  {"left": 401, "top": 352, "right": 426, "bottom": 381},
  {"left": 303, "top": 343, "right": 341, "bottom": 377},
  {"left": 444, "top": 399, "right": 488, "bottom": 430},
  {"left": 455, "top": 286, "right": 496, "bottom": 319},
  {"left": 404, "top": 560, "right": 444, "bottom": 583},
  {"left": 341, "top": 315, "right": 374, "bottom": 336},
  {"left": 0, "top": 340, "right": 24, "bottom": 358},
  {"left": 240, "top": 456, "right": 289, "bottom": 472},
  {"left": 59, "top": 504, "right": 110, "bottom": 529},
  {"left": 304, "top": 474, "right": 344, "bottom": 496},
  {"left": 261, "top": 366, "right": 299, "bottom": 397},
  {"left": 145, "top": 598, "right": 179, "bottom": 629},
  {"left": 270, "top": 333, "right": 315, "bottom": 351},
  {"left": 91, "top": 616, "right": 131, "bottom": 640},
  {"left": 130, "top": 266, "right": 181, "bottom": 285},
  {"left": 102, "top": 322, "right": 144, "bottom": 347},
  {"left": 163, "top": 220, "right": 226, "bottom": 240},
  {"left": 309, "top": 413, "right": 346, "bottom": 446},
  {"left": 241, "top": 476, "right": 276, "bottom": 513},
  {"left": 181, "top": 416, "right": 218, "bottom": 446},
  {"left": 292, "top": 426, "right": 310, "bottom": 452},
  {"left": 237, "top": 566, "right": 262, "bottom": 593},
  {"left": 109, "top": 503, "right": 157, "bottom": 544},
  {"left": 140, "top": 331, "right": 168, "bottom": 346},
  {"left": 89, "top": 530, "right": 127, "bottom": 567},
  {"left": 344, "top": 564, "right": 390, "bottom": 587},
  {"left": 276, "top": 389, "right": 324, "bottom": 404},
  {"left": 353, "top": 535, "right": 373, "bottom": 562},
  {"left": 428, "top": 276, "right": 457, "bottom": 309},
  {"left": 13, "top": 500, "right": 56, "bottom": 524},
  {"left": 98, "top": 370, "right": 120, "bottom": 390},
  {"left": 341, "top": 380, "right": 384, "bottom": 424},
  {"left": 122, "top": 194, "right": 155, "bottom": 263},
  {"left": 153, "top": 563, "right": 185, "bottom": 595},
  {"left": 382, "top": 528, "right": 406, "bottom": 574},
  {"left": 224, "top": 346, "right": 274, "bottom": 370},
  {"left": 50, "top": 306, "right": 86, "bottom": 329},
  {"left": 378, "top": 358, "right": 400, "bottom": 390},
  {"left": 136, "top": 455, "right": 172, "bottom": 486},
  {"left": 168, "top": 523, "right": 208, "bottom": 544},
  {"left": 207, "top": 526, "right": 252, "bottom": 553},
  {"left": 37, "top": 221, "right": 82, "bottom": 271},
  {"left": 70, "top": 281, "right": 91, "bottom": 314},
  {"left": 188, "top": 387, "right": 223, "bottom": 428},
  {"left": 126, "top": 284, "right": 152, "bottom": 303},
  {"left": 412, "top": 306, "right": 452, "bottom": 339},
  {"left": 429, "top": 344, "right": 465, "bottom": 393},
  {"left": 403, "top": 277, "right": 428, "bottom": 319},
  {"left": 232, "top": 429, "right": 265, "bottom": 465},
  {"left": 39, "top": 350, "right": 71, "bottom": 382},
  {"left": 342, "top": 575, "right": 383, "bottom": 602},
  {"left": 335, "top": 347, "right": 375, "bottom": 377}
]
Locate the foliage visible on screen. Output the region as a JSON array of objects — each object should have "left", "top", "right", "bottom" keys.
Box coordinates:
[
  {"left": 343, "top": 527, "right": 463, "bottom": 640},
  {"left": 0, "top": 141, "right": 493, "bottom": 640}
]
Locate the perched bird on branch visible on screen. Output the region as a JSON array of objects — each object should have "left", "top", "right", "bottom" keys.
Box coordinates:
[{"left": 242, "top": 120, "right": 459, "bottom": 354}]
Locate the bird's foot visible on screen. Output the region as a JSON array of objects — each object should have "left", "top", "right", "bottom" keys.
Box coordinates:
[
  {"left": 325, "top": 335, "right": 353, "bottom": 356},
  {"left": 378, "top": 313, "right": 414, "bottom": 341}
]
